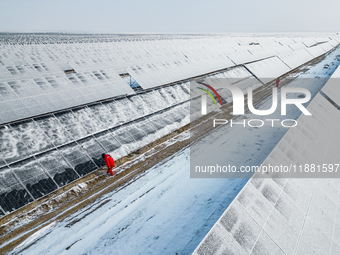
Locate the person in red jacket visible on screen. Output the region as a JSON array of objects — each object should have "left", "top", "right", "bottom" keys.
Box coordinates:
[
  {"left": 102, "top": 153, "right": 115, "bottom": 176},
  {"left": 276, "top": 78, "right": 280, "bottom": 88}
]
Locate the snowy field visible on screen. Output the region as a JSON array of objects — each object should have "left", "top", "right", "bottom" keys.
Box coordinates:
[{"left": 9, "top": 47, "right": 340, "bottom": 255}]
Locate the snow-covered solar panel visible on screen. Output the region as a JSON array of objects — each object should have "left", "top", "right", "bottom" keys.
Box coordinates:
[
  {"left": 328, "top": 39, "right": 339, "bottom": 47},
  {"left": 133, "top": 117, "right": 160, "bottom": 142},
  {"left": 276, "top": 37, "right": 296, "bottom": 45},
  {"left": 124, "top": 122, "right": 152, "bottom": 147},
  {"left": 0, "top": 166, "right": 34, "bottom": 213},
  {"left": 313, "top": 37, "right": 329, "bottom": 43},
  {"left": 319, "top": 42, "right": 334, "bottom": 52},
  {"left": 159, "top": 109, "right": 181, "bottom": 133},
  {"left": 10, "top": 157, "right": 58, "bottom": 199},
  {"left": 245, "top": 56, "right": 291, "bottom": 82},
  {"left": 305, "top": 45, "right": 326, "bottom": 57},
  {"left": 262, "top": 93, "right": 340, "bottom": 175},
  {"left": 94, "top": 130, "right": 129, "bottom": 159},
  {"left": 36, "top": 149, "right": 79, "bottom": 187},
  {"left": 0, "top": 42, "right": 138, "bottom": 125},
  {"left": 302, "top": 38, "right": 318, "bottom": 47},
  {"left": 0, "top": 75, "right": 134, "bottom": 125},
  {"left": 33, "top": 114, "right": 73, "bottom": 147},
  {"left": 247, "top": 47, "right": 273, "bottom": 60},
  {"left": 225, "top": 49, "right": 255, "bottom": 65},
  {"left": 0, "top": 125, "right": 32, "bottom": 164},
  {"left": 193, "top": 93, "right": 340, "bottom": 255},
  {"left": 110, "top": 125, "right": 141, "bottom": 154},
  {"left": 54, "top": 110, "right": 91, "bottom": 140},
  {"left": 77, "top": 136, "right": 106, "bottom": 167},
  {"left": 287, "top": 42, "right": 306, "bottom": 51},
  {"left": 278, "top": 49, "right": 314, "bottom": 69},
  {"left": 58, "top": 142, "right": 98, "bottom": 177},
  {"left": 147, "top": 111, "right": 172, "bottom": 137}
]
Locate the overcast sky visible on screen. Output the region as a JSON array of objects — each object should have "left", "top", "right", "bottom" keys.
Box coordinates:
[{"left": 0, "top": 0, "right": 339, "bottom": 33}]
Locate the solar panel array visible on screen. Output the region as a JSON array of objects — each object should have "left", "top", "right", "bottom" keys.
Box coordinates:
[
  {"left": 193, "top": 68, "right": 340, "bottom": 255},
  {"left": 0, "top": 82, "right": 191, "bottom": 214},
  {"left": 0, "top": 34, "right": 339, "bottom": 216},
  {"left": 0, "top": 34, "right": 339, "bottom": 124}
]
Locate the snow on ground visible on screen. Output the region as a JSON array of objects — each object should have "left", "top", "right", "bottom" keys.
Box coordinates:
[{"left": 11, "top": 49, "right": 340, "bottom": 255}]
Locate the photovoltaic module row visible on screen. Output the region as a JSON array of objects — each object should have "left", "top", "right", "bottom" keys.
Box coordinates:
[
  {"left": 0, "top": 81, "right": 193, "bottom": 214},
  {"left": 1, "top": 34, "right": 337, "bottom": 124}
]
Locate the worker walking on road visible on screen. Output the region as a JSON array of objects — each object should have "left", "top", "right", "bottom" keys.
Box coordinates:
[{"left": 102, "top": 153, "right": 115, "bottom": 176}]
